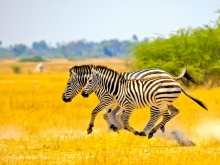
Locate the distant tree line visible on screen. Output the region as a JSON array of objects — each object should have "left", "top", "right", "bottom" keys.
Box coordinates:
[
  {"left": 133, "top": 11, "right": 220, "bottom": 86},
  {"left": 0, "top": 39, "right": 135, "bottom": 60}
]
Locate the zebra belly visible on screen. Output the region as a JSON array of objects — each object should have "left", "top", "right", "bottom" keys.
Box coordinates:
[{"left": 130, "top": 99, "right": 152, "bottom": 109}]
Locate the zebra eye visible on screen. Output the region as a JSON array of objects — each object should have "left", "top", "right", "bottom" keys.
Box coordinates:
[{"left": 89, "top": 79, "right": 92, "bottom": 83}]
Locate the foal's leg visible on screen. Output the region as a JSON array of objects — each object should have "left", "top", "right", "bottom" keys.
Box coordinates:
[
  {"left": 168, "top": 105, "right": 180, "bottom": 120},
  {"left": 87, "top": 100, "right": 114, "bottom": 134},
  {"left": 148, "top": 103, "right": 172, "bottom": 139},
  {"left": 142, "top": 105, "right": 180, "bottom": 134},
  {"left": 122, "top": 107, "right": 143, "bottom": 135},
  {"left": 108, "top": 108, "right": 124, "bottom": 132},
  {"left": 103, "top": 104, "right": 123, "bottom": 130},
  {"left": 142, "top": 106, "right": 162, "bottom": 134}
]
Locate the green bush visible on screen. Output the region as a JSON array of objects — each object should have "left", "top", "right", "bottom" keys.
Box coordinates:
[
  {"left": 11, "top": 64, "right": 22, "bottom": 74},
  {"left": 0, "top": 51, "right": 15, "bottom": 59},
  {"left": 133, "top": 17, "right": 220, "bottom": 86},
  {"left": 18, "top": 55, "right": 45, "bottom": 62},
  {"left": 68, "top": 56, "right": 78, "bottom": 61}
]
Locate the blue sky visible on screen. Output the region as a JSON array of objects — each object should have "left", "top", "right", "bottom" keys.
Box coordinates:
[{"left": 0, "top": 0, "right": 220, "bottom": 47}]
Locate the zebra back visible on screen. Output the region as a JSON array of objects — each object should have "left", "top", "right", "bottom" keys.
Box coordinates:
[
  {"left": 70, "top": 65, "right": 194, "bottom": 84},
  {"left": 121, "top": 68, "right": 196, "bottom": 83},
  {"left": 87, "top": 66, "right": 207, "bottom": 110}
]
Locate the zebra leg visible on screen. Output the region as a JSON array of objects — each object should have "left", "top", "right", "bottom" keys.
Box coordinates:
[
  {"left": 168, "top": 104, "right": 179, "bottom": 120},
  {"left": 108, "top": 108, "right": 124, "bottom": 133},
  {"left": 116, "top": 108, "right": 125, "bottom": 125},
  {"left": 141, "top": 106, "right": 161, "bottom": 134},
  {"left": 87, "top": 101, "right": 113, "bottom": 134},
  {"left": 106, "top": 106, "right": 124, "bottom": 130},
  {"left": 103, "top": 104, "right": 122, "bottom": 130},
  {"left": 151, "top": 105, "right": 180, "bottom": 133},
  {"left": 142, "top": 105, "right": 179, "bottom": 135},
  {"left": 148, "top": 104, "right": 171, "bottom": 139},
  {"left": 122, "top": 108, "right": 142, "bottom": 136}
]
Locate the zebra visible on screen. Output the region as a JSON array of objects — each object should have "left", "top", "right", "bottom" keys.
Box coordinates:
[
  {"left": 81, "top": 66, "right": 208, "bottom": 139},
  {"left": 62, "top": 65, "right": 197, "bottom": 135},
  {"left": 62, "top": 65, "right": 195, "bottom": 134}
]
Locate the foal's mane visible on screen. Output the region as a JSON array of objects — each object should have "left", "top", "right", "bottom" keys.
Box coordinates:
[
  {"left": 94, "top": 65, "right": 124, "bottom": 78},
  {"left": 70, "top": 65, "right": 94, "bottom": 73},
  {"left": 69, "top": 65, "right": 123, "bottom": 78}
]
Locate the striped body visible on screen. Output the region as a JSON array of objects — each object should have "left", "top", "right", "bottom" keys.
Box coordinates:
[
  {"left": 124, "top": 77, "right": 181, "bottom": 109},
  {"left": 81, "top": 66, "right": 207, "bottom": 138}
]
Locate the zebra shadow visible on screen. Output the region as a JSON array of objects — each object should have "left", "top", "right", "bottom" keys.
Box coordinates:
[{"left": 158, "top": 129, "right": 195, "bottom": 146}]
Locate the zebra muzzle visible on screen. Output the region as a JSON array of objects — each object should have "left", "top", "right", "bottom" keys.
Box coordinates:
[
  {"left": 62, "top": 95, "right": 72, "bottom": 102},
  {"left": 81, "top": 91, "right": 89, "bottom": 98}
]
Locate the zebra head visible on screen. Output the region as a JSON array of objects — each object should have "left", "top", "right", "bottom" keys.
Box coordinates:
[
  {"left": 62, "top": 68, "right": 82, "bottom": 102},
  {"left": 81, "top": 68, "right": 100, "bottom": 98}
]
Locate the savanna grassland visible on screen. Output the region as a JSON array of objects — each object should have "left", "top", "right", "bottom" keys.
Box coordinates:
[{"left": 0, "top": 58, "right": 220, "bottom": 165}]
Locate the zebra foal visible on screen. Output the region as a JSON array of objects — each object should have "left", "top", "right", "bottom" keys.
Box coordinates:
[{"left": 81, "top": 66, "right": 208, "bottom": 139}]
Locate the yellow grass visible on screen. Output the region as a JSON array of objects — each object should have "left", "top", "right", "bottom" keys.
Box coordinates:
[{"left": 0, "top": 59, "right": 220, "bottom": 165}]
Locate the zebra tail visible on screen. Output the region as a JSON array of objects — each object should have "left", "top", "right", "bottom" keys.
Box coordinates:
[
  {"left": 181, "top": 87, "right": 208, "bottom": 110},
  {"left": 174, "top": 68, "right": 197, "bottom": 84}
]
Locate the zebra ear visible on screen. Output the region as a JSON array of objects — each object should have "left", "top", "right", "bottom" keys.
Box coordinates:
[{"left": 91, "top": 68, "right": 99, "bottom": 75}]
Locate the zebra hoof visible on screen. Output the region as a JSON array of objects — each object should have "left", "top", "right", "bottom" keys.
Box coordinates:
[
  {"left": 113, "top": 127, "right": 118, "bottom": 132},
  {"left": 160, "top": 126, "right": 165, "bottom": 133},
  {"left": 87, "top": 129, "right": 93, "bottom": 134},
  {"left": 139, "top": 131, "right": 146, "bottom": 136},
  {"left": 110, "top": 124, "right": 118, "bottom": 132},
  {"left": 134, "top": 131, "right": 140, "bottom": 135},
  {"left": 148, "top": 132, "right": 154, "bottom": 139},
  {"left": 87, "top": 127, "right": 93, "bottom": 134}
]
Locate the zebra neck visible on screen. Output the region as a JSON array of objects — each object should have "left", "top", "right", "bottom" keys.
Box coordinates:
[
  {"left": 99, "top": 73, "right": 125, "bottom": 98},
  {"left": 79, "top": 74, "right": 90, "bottom": 87}
]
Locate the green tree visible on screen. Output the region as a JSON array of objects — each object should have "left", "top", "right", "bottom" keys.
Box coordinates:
[
  {"left": 32, "top": 40, "right": 49, "bottom": 51},
  {"left": 133, "top": 15, "right": 220, "bottom": 86},
  {"left": 18, "top": 55, "right": 45, "bottom": 62},
  {"left": 12, "top": 44, "right": 27, "bottom": 56}
]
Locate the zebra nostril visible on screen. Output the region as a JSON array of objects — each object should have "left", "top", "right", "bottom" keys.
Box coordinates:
[{"left": 81, "top": 91, "right": 89, "bottom": 98}]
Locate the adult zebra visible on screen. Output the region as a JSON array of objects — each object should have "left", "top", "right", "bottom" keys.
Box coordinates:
[
  {"left": 81, "top": 66, "right": 208, "bottom": 138},
  {"left": 62, "top": 65, "right": 196, "bottom": 134}
]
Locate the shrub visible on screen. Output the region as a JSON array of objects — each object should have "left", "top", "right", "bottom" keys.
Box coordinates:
[
  {"left": 18, "top": 55, "right": 45, "bottom": 62},
  {"left": 68, "top": 56, "right": 78, "bottom": 61},
  {"left": 11, "top": 64, "right": 22, "bottom": 74},
  {"left": 133, "top": 22, "right": 220, "bottom": 86}
]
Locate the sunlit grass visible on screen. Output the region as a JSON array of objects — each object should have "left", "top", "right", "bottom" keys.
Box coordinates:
[{"left": 0, "top": 60, "right": 220, "bottom": 164}]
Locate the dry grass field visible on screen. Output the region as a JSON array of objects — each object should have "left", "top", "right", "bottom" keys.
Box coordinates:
[{"left": 0, "top": 58, "right": 220, "bottom": 165}]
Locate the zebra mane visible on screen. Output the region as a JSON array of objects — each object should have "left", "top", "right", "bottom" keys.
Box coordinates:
[
  {"left": 93, "top": 65, "right": 125, "bottom": 80},
  {"left": 69, "top": 65, "right": 94, "bottom": 74},
  {"left": 69, "top": 65, "right": 123, "bottom": 78}
]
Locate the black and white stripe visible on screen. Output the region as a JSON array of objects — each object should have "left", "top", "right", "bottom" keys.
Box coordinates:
[{"left": 81, "top": 66, "right": 208, "bottom": 138}]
